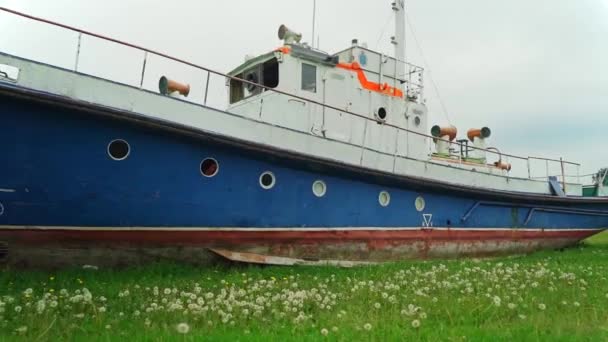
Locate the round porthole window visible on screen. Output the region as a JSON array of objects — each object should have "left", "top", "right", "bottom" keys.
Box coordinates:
[
  {"left": 415, "top": 196, "right": 426, "bottom": 212},
  {"left": 0, "top": 202, "right": 4, "bottom": 216},
  {"left": 376, "top": 107, "right": 387, "bottom": 122},
  {"left": 108, "top": 139, "right": 130, "bottom": 161},
  {"left": 414, "top": 116, "right": 421, "bottom": 127},
  {"left": 312, "top": 180, "right": 327, "bottom": 198},
  {"left": 259, "top": 172, "right": 276, "bottom": 190},
  {"left": 379, "top": 191, "right": 391, "bottom": 207},
  {"left": 200, "top": 158, "right": 219, "bottom": 178},
  {"left": 378, "top": 108, "right": 387, "bottom": 119}
]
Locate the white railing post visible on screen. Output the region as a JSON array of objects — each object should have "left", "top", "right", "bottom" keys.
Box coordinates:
[
  {"left": 74, "top": 32, "right": 82, "bottom": 71},
  {"left": 560, "top": 157, "right": 567, "bottom": 193},
  {"left": 458, "top": 141, "right": 463, "bottom": 166},
  {"left": 139, "top": 51, "right": 148, "bottom": 89},
  {"left": 203, "top": 71, "right": 211, "bottom": 106},
  {"left": 359, "top": 118, "right": 369, "bottom": 166},
  {"left": 392, "top": 128, "right": 399, "bottom": 173}
]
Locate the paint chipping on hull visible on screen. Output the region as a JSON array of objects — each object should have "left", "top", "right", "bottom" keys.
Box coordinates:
[{"left": 0, "top": 228, "right": 601, "bottom": 268}]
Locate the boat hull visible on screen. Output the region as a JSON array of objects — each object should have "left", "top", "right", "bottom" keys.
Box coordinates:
[
  {"left": 0, "top": 227, "right": 600, "bottom": 267},
  {"left": 1, "top": 86, "right": 607, "bottom": 267}
]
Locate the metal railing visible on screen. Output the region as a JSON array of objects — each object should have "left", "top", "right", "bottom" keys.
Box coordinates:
[{"left": 0, "top": 7, "right": 584, "bottom": 185}]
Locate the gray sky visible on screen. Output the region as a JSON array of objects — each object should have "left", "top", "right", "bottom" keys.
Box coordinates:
[{"left": 1, "top": 0, "right": 607, "bottom": 178}]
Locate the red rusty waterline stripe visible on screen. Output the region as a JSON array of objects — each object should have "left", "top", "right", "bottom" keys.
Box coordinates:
[{"left": 0, "top": 229, "right": 599, "bottom": 246}]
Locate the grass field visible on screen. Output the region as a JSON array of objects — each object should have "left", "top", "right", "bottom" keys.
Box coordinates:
[{"left": 2, "top": 234, "right": 608, "bottom": 341}]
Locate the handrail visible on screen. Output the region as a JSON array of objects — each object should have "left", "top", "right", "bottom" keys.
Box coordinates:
[
  {"left": 0, "top": 6, "right": 581, "bottom": 172},
  {"left": 528, "top": 156, "right": 579, "bottom": 166}
]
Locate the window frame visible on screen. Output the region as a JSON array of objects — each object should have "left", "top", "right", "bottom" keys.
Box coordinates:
[{"left": 301, "top": 63, "right": 317, "bottom": 93}]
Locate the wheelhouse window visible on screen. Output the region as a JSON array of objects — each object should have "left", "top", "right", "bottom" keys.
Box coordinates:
[
  {"left": 262, "top": 59, "right": 279, "bottom": 88},
  {"left": 229, "top": 57, "right": 279, "bottom": 104},
  {"left": 301, "top": 63, "right": 317, "bottom": 93}
]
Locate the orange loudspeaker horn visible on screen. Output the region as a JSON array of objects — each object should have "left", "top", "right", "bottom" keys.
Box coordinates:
[
  {"left": 159, "top": 76, "right": 190, "bottom": 97},
  {"left": 431, "top": 125, "right": 457, "bottom": 141},
  {"left": 467, "top": 127, "right": 492, "bottom": 142},
  {"left": 494, "top": 161, "right": 512, "bottom": 171}
]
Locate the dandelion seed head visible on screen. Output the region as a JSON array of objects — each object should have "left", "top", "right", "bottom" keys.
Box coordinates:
[
  {"left": 411, "top": 319, "right": 421, "bottom": 328},
  {"left": 36, "top": 300, "right": 45, "bottom": 314},
  {"left": 492, "top": 296, "right": 502, "bottom": 307},
  {"left": 176, "top": 323, "right": 190, "bottom": 334}
]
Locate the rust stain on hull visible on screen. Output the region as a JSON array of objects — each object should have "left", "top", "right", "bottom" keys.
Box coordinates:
[{"left": 0, "top": 228, "right": 602, "bottom": 267}]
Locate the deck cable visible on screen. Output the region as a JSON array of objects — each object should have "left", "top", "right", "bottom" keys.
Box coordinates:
[
  {"left": 404, "top": 10, "right": 453, "bottom": 125},
  {"left": 374, "top": 11, "right": 394, "bottom": 50}
]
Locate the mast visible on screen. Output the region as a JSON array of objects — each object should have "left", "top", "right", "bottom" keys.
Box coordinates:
[
  {"left": 392, "top": 0, "right": 406, "bottom": 83},
  {"left": 312, "top": 0, "right": 317, "bottom": 48}
]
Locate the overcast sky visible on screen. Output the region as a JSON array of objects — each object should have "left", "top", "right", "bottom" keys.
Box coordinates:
[{"left": 1, "top": 0, "right": 607, "bottom": 179}]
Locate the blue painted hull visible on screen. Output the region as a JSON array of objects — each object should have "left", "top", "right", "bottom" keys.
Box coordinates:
[{"left": 0, "top": 86, "right": 607, "bottom": 265}]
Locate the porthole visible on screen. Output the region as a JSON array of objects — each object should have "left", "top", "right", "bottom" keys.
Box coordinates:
[
  {"left": 312, "top": 180, "right": 327, "bottom": 198},
  {"left": 374, "top": 107, "right": 387, "bottom": 125},
  {"left": 107, "top": 139, "right": 130, "bottom": 161},
  {"left": 0, "top": 202, "right": 4, "bottom": 216},
  {"left": 414, "top": 116, "right": 421, "bottom": 127},
  {"left": 200, "top": 158, "right": 219, "bottom": 178},
  {"left": 378, "top": 107, "right": 387, "bottom": 120},
  {"left": 259, "top": 172, "right": 276, "bottom": 190},
  {"left": 379, "top": 191, "right": 391, "bottom": 207},
  {"left": 415, "top": 196, "right": 426, "bottom": 212}
]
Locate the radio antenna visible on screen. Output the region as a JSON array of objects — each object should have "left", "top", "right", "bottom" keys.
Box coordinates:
[{"left": 312, "top": 0, "right": 317, "bottom": 48}]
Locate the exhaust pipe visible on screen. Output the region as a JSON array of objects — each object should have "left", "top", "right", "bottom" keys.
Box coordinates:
[
  {"left": 431, "top": 125, "right": 457, "bottom": 156},
  {"left": 159, "top": 76, "right": 190, "bottom": 97}
]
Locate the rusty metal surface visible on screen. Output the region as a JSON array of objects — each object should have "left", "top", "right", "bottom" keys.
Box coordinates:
[{"left": 0, "top": 228, "right": 601, "bottom": 267}]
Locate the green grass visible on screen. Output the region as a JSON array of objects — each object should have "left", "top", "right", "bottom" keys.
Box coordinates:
[{"left": 2, "top": 233, "right": 608, "bottom": 341}]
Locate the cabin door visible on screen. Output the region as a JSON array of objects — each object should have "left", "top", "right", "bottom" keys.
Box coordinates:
[{"left": 321, "top": 71, "right": 351, "bottom": 142}]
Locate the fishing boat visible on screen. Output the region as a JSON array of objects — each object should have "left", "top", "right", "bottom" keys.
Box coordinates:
[
  {"left": 583, "top": 170, "right": 608, "bottom": 197},
  {"left": 1, "top": 3, "right": 607, "bottom": 267}
]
